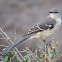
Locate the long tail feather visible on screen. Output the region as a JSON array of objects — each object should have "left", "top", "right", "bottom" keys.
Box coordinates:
[{"left": 2, "top": 35, "right": 31, "bottom": 54}]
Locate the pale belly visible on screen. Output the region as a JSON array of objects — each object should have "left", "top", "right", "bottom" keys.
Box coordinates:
[{"left": 40, "top": 28, "right": 57, "bottom": 39}]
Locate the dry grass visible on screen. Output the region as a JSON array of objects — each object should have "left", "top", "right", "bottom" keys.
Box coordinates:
[{"left": 0, "top": 27, "right": 62, "bottom": 62}]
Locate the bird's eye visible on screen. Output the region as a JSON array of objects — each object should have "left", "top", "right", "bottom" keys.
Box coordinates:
[
  {"left": 54, "top": 12, "right": 58, "bottom": 13},
  {"left": 49, "top": 12, "right": 53, "bottom": 13}
]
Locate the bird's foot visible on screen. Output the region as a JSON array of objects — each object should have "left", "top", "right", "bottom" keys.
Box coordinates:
[{"left": 43, "top": 40, "right": 47, "bottom": 43}]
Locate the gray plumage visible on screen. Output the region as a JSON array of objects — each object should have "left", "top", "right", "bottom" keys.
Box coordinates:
[
  {"left": 28, "top": 16, "right": 56, "bottom": 35},
  {"left": 49, "top": 8, "right": 61, "bottom": 14}
]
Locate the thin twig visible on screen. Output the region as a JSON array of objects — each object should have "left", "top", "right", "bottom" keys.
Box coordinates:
[
  {"left": 0, "top": 45, "right": 8, "bottom": 47},
  {"left": 0, "top": 27, "right": 25, "bottom": 61}
]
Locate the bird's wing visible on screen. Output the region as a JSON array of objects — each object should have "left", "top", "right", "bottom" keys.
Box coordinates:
[{"left": 28, "top": 16, "right": 56, "bottom": 35}]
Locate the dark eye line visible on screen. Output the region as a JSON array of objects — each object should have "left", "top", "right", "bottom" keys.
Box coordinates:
[{"left": 49, "top": 12, "right": 58, "bottom": 13}]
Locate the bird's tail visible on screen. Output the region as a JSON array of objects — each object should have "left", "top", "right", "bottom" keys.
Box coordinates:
[{"left": 2, "top": 35, "right": 31, "bottom": 54}]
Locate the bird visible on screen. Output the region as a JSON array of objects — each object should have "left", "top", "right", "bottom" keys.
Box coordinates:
[{"left": 2, "top": 8, "right": 62, "bottom": 54}]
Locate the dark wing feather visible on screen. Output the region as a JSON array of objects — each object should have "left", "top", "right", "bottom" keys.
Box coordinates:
[
  {"left": 28, "top": 16, "right": 56, "bottom": 35},
  {"left": 28, "top": 24, "right": 44, "bottom": 35}
]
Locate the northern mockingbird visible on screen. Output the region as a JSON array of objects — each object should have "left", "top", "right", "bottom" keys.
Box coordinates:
[{"left": 2, "top": 8, "right": 62, "bottom": 54}]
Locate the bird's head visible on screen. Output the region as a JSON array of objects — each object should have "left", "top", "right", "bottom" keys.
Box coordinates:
[{"left": 49, "top": 8, "right": 61, "bottom": 18}]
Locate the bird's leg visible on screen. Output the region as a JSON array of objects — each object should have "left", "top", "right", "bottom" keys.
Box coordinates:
[
  {"left": 43, "top": 40, "right": 47, "bottom": 43},
  {"left": 47, "top": 41, "right": 52, "bottom": 49},
  {"left": 43, "top": 40, "right": 52, "bottom": 49},
  {"left": 43, "top": 40, "right": 48, "bottom": 45}
]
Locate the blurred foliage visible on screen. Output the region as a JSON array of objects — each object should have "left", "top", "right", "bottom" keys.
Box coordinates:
[{"left": 0, "top": 41, "right": 62, "bottom": 62}]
